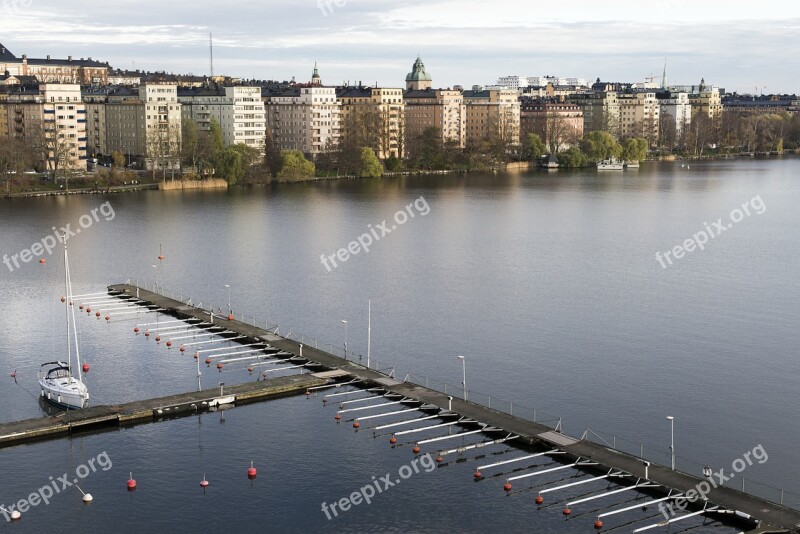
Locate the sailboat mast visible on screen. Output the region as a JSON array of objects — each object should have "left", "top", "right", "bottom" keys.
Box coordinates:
[
  {"left": 64, "top": 237, "right": 84, "bottom": 385},
  {"left": 64, "top": 236, "right": 73, "bottom": 378}
]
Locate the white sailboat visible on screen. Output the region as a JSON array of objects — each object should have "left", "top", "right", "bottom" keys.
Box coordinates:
[{"left": 39, "top": 236, "right": 89, "bottom": 410}]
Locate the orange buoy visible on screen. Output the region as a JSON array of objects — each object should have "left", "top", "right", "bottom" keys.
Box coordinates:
[
  {"left": 594, "top": 519, "right": 603, "bottom": 529},
  {"left": 134, "top": 327, "right": 140, "bottom": 333},
  {"left": 389, "top": 436, "right": 397, "bottom": 444},
  {"left": 200, "top": 476, "right": 209, "bottom": 488},
  {"left": 353, "top": 421, "right": 360, "bottom": 429},
  {"left": 334, "top": 414, "right": 341, "bottom": 421},
  {"left": 127, "top": 473, "right": 137, "bottom": 491},
  {"left": 216, "top": 363, "right": 223, "bottom": 371},
  {"left": 412, "top": 445, "right": 421, "bottom": 454},
  {"left": 535, "top": 495, "right": 544, "bottom": 505},
  {"left": 228, "top": 314, "right": 234, "bottom": 321},
  {"left": 473, "top": 470, "right": 483, "bottom": 480},
  {"left": 503, "top": 482, "right": 512, "bottom": 492},
  {"left": 247, "top": 461, "right": 257, "bottom": 479},
  {"left": 39, "top": 258, "right": 46, "bottom": 264},
  {"left": 205, "top": 358, "right": 211, "bottom": 365},
  {"left": 435, "top": 455, "right": 443, "bottom": 463},
  {"left": 82, "top": 363, "right": 90, "bottom": 373},
  {"left": 562, "top": 508, "right": 572, "bottom": 516}
]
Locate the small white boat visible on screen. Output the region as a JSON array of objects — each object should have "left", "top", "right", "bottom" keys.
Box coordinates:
[
  {"left": 39, "top": 236, "right": 89, "bottom": 410},
  {"left": 597, "top": 158, "right": 624, "bottom": 170},
  {"left": 624, "top": 160, "right": 640, "bottom": 169}
]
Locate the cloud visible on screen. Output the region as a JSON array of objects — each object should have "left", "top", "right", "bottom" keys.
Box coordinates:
[{"left": 1, "top": 0, "right": 798, "bottom": 92}]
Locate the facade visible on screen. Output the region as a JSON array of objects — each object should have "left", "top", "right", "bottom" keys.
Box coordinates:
[
  {"left": 463, "top": 89, "right": 521, "bottom": 147},
  {"left": 567, "top": 89, "right": 620, "bottom": 135},
  {"left": 0, "top": 43, "right": 108, "bottom": 85},
  {"left": 6, "top": 84, "right": 87, "bottom": 171},
  {"left": 618, "top": 90, "right": 660, "bottom": 142},
  {"left": 722, "top": 94, "right": 799, "bottom": 115},
  {"left": 519, "top": 97, "right": 584, "bottom": 152},
  {"left": 688, "top": 80, "right": 723, "bottom": 119},
  {"left": 337, "top": 86, "right": 405, "bottom": 159},
  {"left": 265, "top": 86, "right": 340, "bottom": 155},
  {"left": 657, "top": 91, "right": 692, "bottom": 136},
  {"left": 403, "top": 89, "right": 465, "bottom": 149},
  {"left": 179, "top": 86, "right": 266, "bottom": 150},
  {"left": 405, "top": 57, "right": 433, "bottom": 91}
]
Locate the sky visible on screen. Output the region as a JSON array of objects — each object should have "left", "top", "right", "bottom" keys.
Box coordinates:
[{"left": 2, "top": 0, "right": 800, "bottom": 93}]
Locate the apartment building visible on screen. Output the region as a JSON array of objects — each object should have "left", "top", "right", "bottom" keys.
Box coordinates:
[
  {"left": 519, "top": 97, "right": 584, "bottom": 151},
  {"left": 567, "top": 88, "right": 620, "bottom": 135},
  {"left": 0, "top": 42, "right": 108, "bottom": 85},
  {"left": 265, "top": 86, "right": 340, "bottom": 156},
  {"left": 618, "top": 90, "right": 660, "bottom": 142},
  {"left": 403, "top": 88, "right": 466, "bottom": 150},
  {"left": 462, "top": 89, "right": 520, "bottom": 147},
  {"left": 657, "top": 91, "right": 692, "bottom": 136},
  {"left": 337, "top": 86, "right": 405, "bottom": 158},
  {"left": 179, "top": 85, "right": 266, "bottom": 150}
]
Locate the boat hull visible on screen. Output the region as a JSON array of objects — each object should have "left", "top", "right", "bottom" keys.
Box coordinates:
[{"left": 39, "top": 377, "right": 89, "bottom": 410}]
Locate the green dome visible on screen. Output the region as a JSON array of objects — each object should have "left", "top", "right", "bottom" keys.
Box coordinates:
[{"left": 406, "top": 56, "right": 432, "bottom": 82}]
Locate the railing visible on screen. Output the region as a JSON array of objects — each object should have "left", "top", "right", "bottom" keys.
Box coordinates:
[{"left": 122, "top": 278, "right": 800, "bottom": 512}]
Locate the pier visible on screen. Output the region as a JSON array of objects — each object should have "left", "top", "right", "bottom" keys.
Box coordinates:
[{"left": 2, "top": 282, "right": 798, "bottom": 533}]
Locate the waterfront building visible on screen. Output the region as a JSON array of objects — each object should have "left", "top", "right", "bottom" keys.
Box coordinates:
[
  {"left": 337, "top": 85, "right": 405, "bottom": 159},
  {"left": 179, "top": 85, "right": 266, "bottom": 151},
  {"left": 462, "top": 88, "right": 520, "bottom": 147},
  {"left": 657, "top": 91, "right": 692, "bottom": 136},
  {"left": 687, "top": 79, "right": 723, "bottom": 119},
  {"left": 519, "top": 97, "right": 584, "bottom": 152},
  {"left": 265, "top": 83, "right": 340, "bottom": 156},
  {"left": 403, "top": 88, "right": 466, "bottom": 150},
  {"left": 566, "top": 84, "right": 620, "bottom": 135},
  {"left": 617, "top": 90, "right": 660, "bottom": 143}
]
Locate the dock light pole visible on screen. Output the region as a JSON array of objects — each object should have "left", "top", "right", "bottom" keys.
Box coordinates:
[
  {"left": 341, "top": 320, "right": 348, "bottom": 360},
  {"left": 666, "top": 416, "right": 675, "bottom": 470},
  {"left": 151, "top": 264, "right": 158, "bottom": 291},
  {"left": 458, "top": 355, "right": 467, "bottom": 402},
  {"left": 224, "top": 284, "right": 231, "bottom": 315}
]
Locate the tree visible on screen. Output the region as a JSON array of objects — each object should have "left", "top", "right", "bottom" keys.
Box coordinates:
[
  {"left": 557, "top": 147, "right": 589, "bottom": 168},
  {"left": 579, "top": 131, "right": 622, "bottom": 162},
  {"left": 277, "top": 150, "right": 315, "bottom": 181},
  {"left": 111, "top": 150, "right": 126, "bottom": 169},
  {"left": 263, "top": 129, "right": 282, "bottom": 178},
  {"left": 358, "top": 147, "right": 383, "bottom": 178},
  {"left": 209, "top": 117, "right": 224, "bottom": 157},
  {"left": 181, "top": 119, "right": 209, "bottom": 171},
  {"left": 525, "top": 133, "right": 548, "bottom": 161},
  {"left": 621, "top": 138, "right": 648, "bottom": 162}
]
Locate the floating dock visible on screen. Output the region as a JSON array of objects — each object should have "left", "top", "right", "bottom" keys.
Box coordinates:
[{"left": 2, "top": 283, "right": 797, "bottom": 533}]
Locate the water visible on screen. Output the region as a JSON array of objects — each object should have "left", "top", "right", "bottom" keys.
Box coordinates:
[{"left": 0, "top": 158, "right": 798, "bottom": 531}]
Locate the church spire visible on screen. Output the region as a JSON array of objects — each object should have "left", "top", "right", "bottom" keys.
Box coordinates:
[{"left": 661, "top": 58, "right": 668, "bottom": 90}]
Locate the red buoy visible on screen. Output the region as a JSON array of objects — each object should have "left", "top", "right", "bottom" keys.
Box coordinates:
[
  {"left": 503, "top": 482, "right": 512, "bottom": 492},
  {"left": 217, "top": 363, "right": 223, "bottom": 371},
  {"left": 166, "top": 341, "right": 172, "bottom": 348},
  {"left": 228, "top": 314, "right": 234, "bottom": 321},
  {"left": 353, "top": 420, "right": 360, "bottom": 429},
  {"left": 10, "top": 370, "right": 17, "bottom": 379},
  {"left": 200, "top": 476, "right": 209, "bottom": 488},
  {"left": 247, "top": 366, "right": 253, "bottom": 374},
  {"left": 155, "top": 336, "right": 161, "bottom": 343},
  {"left": 134, "top": 327, "right": 140, "bottom": 334},
  {"left": 39, "top": 258, "right": 46, "bottom": 264},
  {"left": 82, "top": 363, "right": 90, "bottom": 373},
  {"left": 535, "top": 495, "right": 544, "bottom": 505},
  {"left": 473, "top": 470, "right": 483, "bottom": 480},
  {"left": 79, "top": 304, "right": 84, "bottom": 310},
  {"left": 105, "top": 315, "right": 110, "bottom": 322},
  {"left": 144, "top": 331, "right": 150, "bottom": 337},
  {"left": 562, "top": 508, "right": 572, "bottom": 516},
  {"left": 594, "top": 519, "right": 603, "bottom": 529},
  {"left": 86, "top": 307, "right": 91, "bottom": 313},
  {"left": 127, "top": 473, "right": 137, "bottom": 491},
  {"left": 389, "top": 436, "right": 397, "bottom": 444},
  {"left": 334, "top": 414, "right": 341, "bottom": 421},
  {"left": 305, "top": 390, "right": 311, "bottom": 397},
  {"left": 435, "top": 455, "right": 443, "bottom": 463},
  {"left": 247, "top": 462, "right": 257, "bottom": 479},
  {"left": 95, "top": 311, "right": 101, "bottom": 317},
  {"left": 205, "top": 358, "right": 211, "bottom": 365},
  {"left": 180, "top": 346, "right": 186, "bottom": 353},
  {"left": 60, "top": 296, "right": 66, "bottom": 303},
  {"left": 412, "top": 445, "right": 421, "bottom": 454}
]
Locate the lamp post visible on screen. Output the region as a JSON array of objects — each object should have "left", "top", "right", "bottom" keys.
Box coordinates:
[
  {"left": 458, "top": 355, "right": 467, "bottom": 401},
  {"left": 341, "top": 320, "right": 348, "bottom": 360},
  {"left": 666, "top": 416, "right": 675, "bottom": 470}
]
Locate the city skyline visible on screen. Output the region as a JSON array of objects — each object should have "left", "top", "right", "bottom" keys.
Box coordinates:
[{"left": 2, "top": 0, "right": 799, "bottom": 93}]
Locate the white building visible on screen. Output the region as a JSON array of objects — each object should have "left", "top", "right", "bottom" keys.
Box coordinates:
[
  {"left": 658, "top": 91, "right": 692, "bottom": 136},
  {"left": 265, "top": 86, "right": 340, "bottom": 155},
  {"left": 179, "top": 86, "right": 266, "bottom": 150}
]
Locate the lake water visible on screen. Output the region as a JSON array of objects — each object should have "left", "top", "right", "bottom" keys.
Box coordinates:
[{"left": 0, "top": 158, "right": 798, "bottom": 532}]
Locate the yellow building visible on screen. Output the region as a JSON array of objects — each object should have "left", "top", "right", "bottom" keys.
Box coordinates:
[
  {"left": 689, "top": 79, "right": 723, "bottom": 119},
  {"left": 338, "top": 86, "right": 405, "bottom": 158},
  {"left": 403, "top": 89, "right": 466, "bottom": 151},
  {"left": 462, "top": 89, "right": 520, "bottom": 147}
]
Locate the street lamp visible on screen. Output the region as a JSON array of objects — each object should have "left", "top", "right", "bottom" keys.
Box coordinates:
[
  {"left": 341, "top": 320, "right": 348, "bottom": 360},
  {"left": 151, "top": 264, "right": 158, "bottom": 290},
  {"left": 666, "top": 416, "right": 675, "bottom": 470},
  {"left": 458, "top": 355, "right": 467, "bottom": 401}
]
